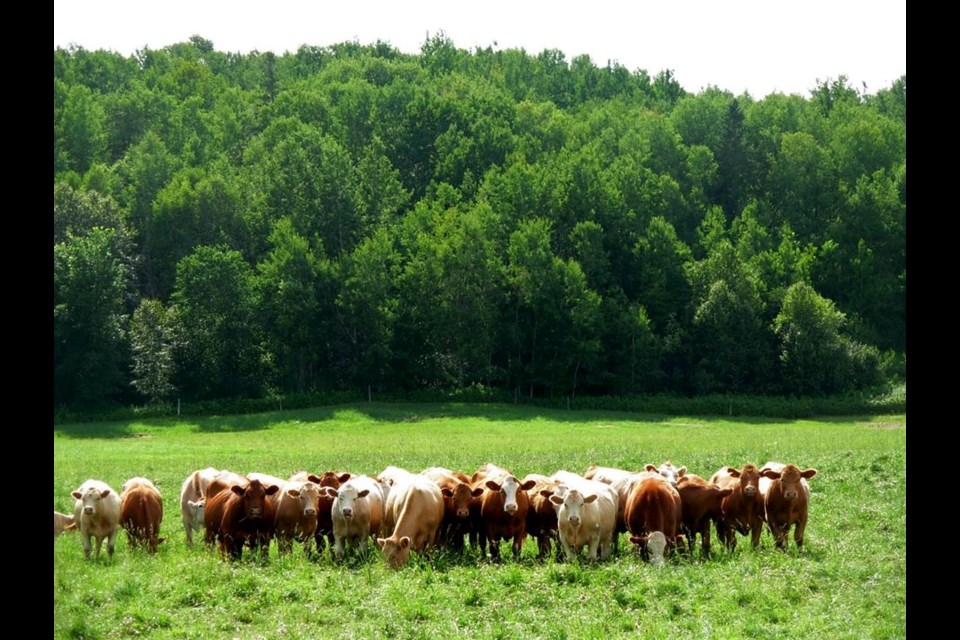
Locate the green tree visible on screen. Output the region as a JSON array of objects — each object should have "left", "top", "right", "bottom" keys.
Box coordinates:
[
  {"left": 773, "top": 282, "right": 846, "bottom": 395},
  {"left": 129, "top": 299, "right": 181, "bottom": 403}
]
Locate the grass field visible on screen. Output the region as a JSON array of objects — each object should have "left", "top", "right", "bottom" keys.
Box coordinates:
[{"left": 53, "top": 402, "right": 906, "bottom": 639}]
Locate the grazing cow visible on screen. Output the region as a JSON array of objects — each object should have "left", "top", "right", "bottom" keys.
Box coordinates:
[
  {"left": 273, "top": 479, "right": 322, "bottom": 555},
  {"left": 676, "top": 474, "right": 732, "bottom": 556},
  {"left": 377, "top": 473, "right": 444, "bottom": 569},
  {"left": 548, "top": 475, "right": 618, "bottom": 562},
  {"left": 297, "top": 471, "right": 350, "bottom": 553},
  {"left": 71, "top": 479, "right": 121, "bottom": 559},
  {"left": 522, "top": 473, "right": 561, "bottom": 559},
  {"left": 758, "top": 462, "right": 818, "bottom": 551},
  {"left": 710, "top": 464, "right": 764, "bottom": 550},
  {"left": 179, "top": 467, "right": 220, "bottom": 545},
  {"left": 119, "top": 477, "right": 165, "bottom": 554},
  {"left": 421, "top": 467, "right": 483, "bottom": 551},
  {"left": 204, "top": 478, "right": 280, "bottom": 561},
  {"left": 54, "top": 511, "right": 76, "bottom": 538},
  {"left": 624, "top": 476, "right": 683, "bottom": 567},
  {"left": 328, "top": 475, "right": 385, "bottom": 560},
  {"left": 471, "top": 463, "right": 536, "bottom": 562}
]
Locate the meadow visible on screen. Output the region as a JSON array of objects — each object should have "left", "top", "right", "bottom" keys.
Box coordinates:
[{"left": 53, "top": 402, "right": 906, "bottom": 639}]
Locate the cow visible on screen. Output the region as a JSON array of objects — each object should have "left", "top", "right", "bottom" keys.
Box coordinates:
[
  {"left": 204, "top": 470, "right": 247, "bottom": 501},
  {"left": 624, "top": 476, "right": 683, "bottom": 567},
  {"left": 758, "top": 462, "right": 818, "bottom": 551},
  {"left": 676, "top": 474, "right": 732, "bottom": 556},
  {"left": 377, "top": 472, "right": 444, "bottom": 569},
  {"left": 548, "top": 474, "right": 618, "bottom": 562},
  {"left": 583, "top": 465, "right": 637, "bottom": 485},
  {"left": 54, "top": 511, "right": 76, "bottom": 538},
  {"left": 471, "top": 463, "right": 536, "bottom": 562},
  {"left": 119, "top": 477, "right": 165, "bottom": 554},
  {"left": 179, "top": 467, "right": 220, "bottom": 545},
  {"left": 581, "top": 467, "right": 650, "bottom": 555},
  {"left": 421, "top": 467, "right": 483, "bottom": 551},
  {"left": 71, "top": 479, "right": 121, "bottom": 559},
  {"left": 204, "top": 477, "right": 280, "bottom": 561},
  {"left": 710, "top": 464, "right": 764, "bottom": 550},
  {"left": 522, "top": 473, "right": 561, "bottom": 559},
  {"left": 328, "top": 475, "right": 385, "bottom": 560},
  {"left": 644, "top": 461, "right": 687, "bottom": 487},
  {"left": 273, "top": 479, "right": 322, "bottom": 555},
  {"left": 297, "top": 471, "right": 350, "bottom": 554}
]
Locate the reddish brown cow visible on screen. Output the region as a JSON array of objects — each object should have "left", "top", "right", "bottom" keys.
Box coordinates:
[
  {"left": 119, "top": 477, "right": 165, "bottom": 554},
  {"left": 273, "top": 480, "right": 322, "bottom": 555},
  {"left": 204, "top": 478, "right": 280, "bottom": 560},
  {"left": 710, "top": 464, "right": 764, "bottom": 550},
  {"left": 624, "top": 476, "right": 683, "bottom": 566},
  {"left": 421, "top": 467, "right": 483, "bottom": 551},
  {"left": 676, "top": 474, "right": 732, "bottom": 556},
  {"left": 521, "top": 473, "right": 561, "bottom": 559},
  {"left": 758, "top": 462, "right": 818, "bottom": 550},
  {"left": 471, "top": 464, "right": 536, "bottom": 562}
]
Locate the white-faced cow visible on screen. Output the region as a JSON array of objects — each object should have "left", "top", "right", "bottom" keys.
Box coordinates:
[{"left": 72, "top": 479, "right": 121, "bottom": 559}]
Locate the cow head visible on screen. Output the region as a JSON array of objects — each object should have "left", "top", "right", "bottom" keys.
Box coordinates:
[
  {"left": 231, "top": 479, "right": 279, "bottom": 520},
  {"left": 187, "top": 498, "right": 205, "bottom": 521},
  {"left": 72, "top": 486, "right": 112, "bottom": 515},
  {"left": 442, "top": 482, "right": 484, "bottom": 519},
  {"left": 550, "top": 490, "right": 597, "bottom": 528},
  {"left": 630, "top": 531, "right": 668, "bottom": 567},
  {"left": 762, "top": 464, "right": 817, "bottom": 501},
  {"left": 485, "top": 476, "right": 536, "bottom": 515},
  {"left": 645, "top": 462, "right": 686, "bottom": 487},
  {"left": 331, "top": 482, "right": 370, "bottom": 519},
  {"left": 286, "top": 482, "right": 321, "bottom": 517},
  {"left": 377, "top": 535, "right": 411, "bottom": 569},
  {"left": 726, "top": 464, "right": 761, "bottom": 497}
]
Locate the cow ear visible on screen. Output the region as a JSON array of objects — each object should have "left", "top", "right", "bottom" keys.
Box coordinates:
[
  {"left": 549, "top": 494, "right": 564, "bottom": 506},
  {"left": 471, "top": 487, "right": 485, "bottom": 497},
  {"left": 719, "top": 489, "right": 734, "bottom": 497},
  {"left": 677, "top": 467, "right": 687, "bottom": 476},
  {"left": 539, "top": 489, "right": 554, "bottom": 498},
  {"left": 71, "top": 491, "right": 82, "bottom": 500},
  {"left": 100, "top": 489, "right": 111, "bottom": 498},
  {"left": 629, "top": 535, "right": 648, "bottom": 545},
  {"left": 801, "top": 468, "right": 818, "bottom": 479},
  {"left": 324, "top": 487, "right": 339, "bottom": 498},
  {"left": 265, "top": 485, "right": 280, "bottom": 496},
  {"left": 760, "top": 469, "right": 781, "bottom": 480},
  {"left": 584, "top": 494, "right": 599, "bottom": 504},
  {"left": 441, "top": 488, "right": 454, "bottom": 498},
  {"left": 727, "top": 467, "right": 741, "bottom": 477},
  {"left": 338, "top": 473, "right": 352, "bottom": 483},
  {"left": 376, "top": 538, "right": 387, "bottom": 549},
  {"left": 308, "top": 475, "right": 322, "bottom": 484},
  {"left": 485, "top": 480, "right": 502, "bottom": 492},
  {"left": 398, "top": 536, "right": 411, "bottom": 550},
  {"left": 644, "top": 464, "right": 657, "bottom": 473},
  {"left": 287, "top": 488, "right": 300, "bottom": 498},
  {"left": 357, "top": 489, "right": 370, "bottom": 498},
  {"left": 231, "top": 485, "right": 246, "bottom": 496},
  {"left": 520, "top": 480, "right": 537, "bottom": 491}
]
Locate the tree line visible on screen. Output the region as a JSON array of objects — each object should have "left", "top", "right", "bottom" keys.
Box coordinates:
[{"left": 53, "top": 35, "right": 907, "bottom": 409}]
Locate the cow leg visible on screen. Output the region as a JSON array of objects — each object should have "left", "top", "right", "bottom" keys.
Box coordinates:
[
  {"left": 334, "top": 534, "right": 345, "bottom": 561},
  {"left": 512, "top": 533, "right": 524, "bottom": 561},
  {"left": 750, "top": 517, "right": 763, "bottom": 548},
  {"left": 794, "top": 516, "right": 807, "bottom": 550},
  {"left": 768, "top": 521, "right": 787, "bottom": 550},
  {"left": 107, "top": 529, "right": 117, "bottom": 558},
  {"left": 700, "top": 522, "right": 711, "bottom": 557},
  {"left": 588, "top": 533, "right": 600, "bottom": 561},
  {"left": 93, "top": 535, "right": 104, "bottom": 559}
]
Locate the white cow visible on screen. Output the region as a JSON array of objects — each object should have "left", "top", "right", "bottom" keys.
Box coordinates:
[
  {"left": 548, "top": 472, "right": 619, "bottom": 561},
  {"left": 179, "top": 467, "right": 220, "bottom": 545},
  {"left": 72, "top": 479, "right": 121, "bottom": 559},
  {"left": 54, "top": 511, "right": 76, "bottom": 538},
  {"left": 329, "top": 475, "right": 385, "bottom": 559}
]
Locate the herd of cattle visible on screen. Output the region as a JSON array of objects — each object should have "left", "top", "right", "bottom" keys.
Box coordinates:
[{"left": 54, "top": 461, "right": 817, "bottom": 568}]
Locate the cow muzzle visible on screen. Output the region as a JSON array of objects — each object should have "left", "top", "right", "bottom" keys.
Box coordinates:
[
  {"left": 304, "top": 507, "right": 316, "bottom": 516},
  {"left": 504, "top": 503, "right": 518, "bottom": 514},
  {"left": 744, "top": 486, "right": 757, "bottom": 497},
  {"left": 457, "top": 509, "right": 469, "bottom": 519},
  {"left": 784, "top": 490, "right": 798, "bottom": 500},
  {"left": 83, "top": 506, "right": 94, "bottom": 515},
  {"left": 343, "top": 509, "right": 353, "bottom": 518},
  {"left": 569, "top": 516, "right": 581, "bottom": 527}
]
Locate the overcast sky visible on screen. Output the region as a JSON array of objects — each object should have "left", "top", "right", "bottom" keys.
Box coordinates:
[{"left": 53, "top": 0, "right": 905, "bottom": 98}]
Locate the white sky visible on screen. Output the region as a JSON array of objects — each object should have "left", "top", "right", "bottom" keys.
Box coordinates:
[{"left": 53, "top": 0, "right": 905, "bottom": 98}]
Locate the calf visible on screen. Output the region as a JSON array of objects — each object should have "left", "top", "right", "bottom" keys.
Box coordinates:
[
  {"left": 710, "top": 464, "right": 764, "bottom": 550},
  {"left": 120, "top": 477, "right": 165, "bottom": 554},
  {"left": 522, "top": 473, "right": 560, "bottom": 559},
  {"left": 422, "top": 467, "right": 483, "bottom": 551},
  {"left": 472, "top": 463, "right": 536, "bottom": 562},
  {"left": 377, "top": 473, "right": 444, "bottom": 568},
  {"left": 624, "top": 476, "right": 683, "bottom": 567},
  {"left": 329, "top": 475, "right": 385, "bottom": 559},
  {"left": 54, "top": 511, "right": 76, "bottom": 538},
  {"left": 676, "top": 474, "right": 732, "bottom": 556},
  {"left": 71, "top": 479, "right": 121, "bottom": 559},
  {"left": 179, "top": 467, "right": 219, "bottom": 545},
  {"left": 204, "top": 478, "right": 280, "bottom": 561},
  {"left": 273, "top": 479, "right": 322, "bottom": 555},
  {"left": 758, "top": 462, "right": 818, "bottom": 551}
]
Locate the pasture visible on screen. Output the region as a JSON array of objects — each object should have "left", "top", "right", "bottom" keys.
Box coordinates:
[{"left": 53, "top": 403, "right": 906, "bottom": 639}]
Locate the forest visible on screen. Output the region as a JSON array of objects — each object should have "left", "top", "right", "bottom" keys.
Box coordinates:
[{"left": 53, "top": 35, "right": 906, "bottom": 409}]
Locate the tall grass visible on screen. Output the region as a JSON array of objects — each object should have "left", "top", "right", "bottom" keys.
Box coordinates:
[{"left": 54, "top": 402, "right": 906, "bottom": 639}]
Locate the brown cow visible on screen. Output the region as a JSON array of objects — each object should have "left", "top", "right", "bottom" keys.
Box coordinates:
[
  {"left": 421, "top": 467, "right": 483, "bottom": 551},
  {"left": 676, "top": 474, "right": 732, "bottom": 556},
  {"left": 377, "top": 472, "right": 444, "bottom": 568},
  {"left": 710, "top": 464, "right": 764, "bottom": 550},
  {"left": 758, "top": 462, "right": 818, "bottom": 550},
  {"left": 522, "top": 473, "right": 561, "bottom": 559},
  {"left": 54, "top": 511, "right": 76, "bottom": 538},
  {"left": 204, "top": 477, "right": 280, "bottom": 560},
  {"left": 624, "top": 476, "right": 683, "bottom": 566},
  {"left": 273, "top": 479, "right": 322, "bottom": 555},
  {"left": 471, "top": 463, "right": 536, "bottom": 562},
  {"left": 119, "top": 477, "right": 165, "bottom": 554}
]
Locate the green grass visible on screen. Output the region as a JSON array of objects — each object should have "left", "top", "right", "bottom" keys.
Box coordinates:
[{"left": 54, "top": 402, "right": 906, "bottom": 639}]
